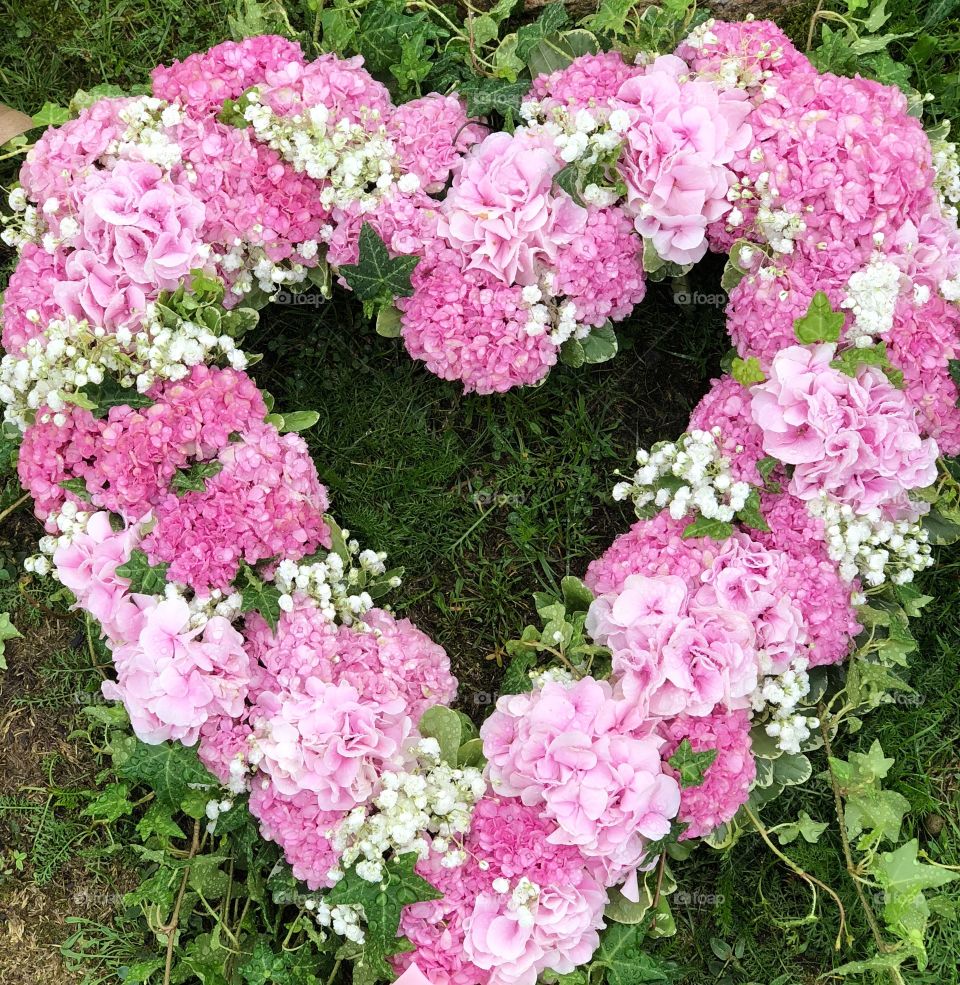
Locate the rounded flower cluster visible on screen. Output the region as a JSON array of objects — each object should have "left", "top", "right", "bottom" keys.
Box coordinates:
[{"left": 527, "top": 50, "right": 640, "bottom": 113}]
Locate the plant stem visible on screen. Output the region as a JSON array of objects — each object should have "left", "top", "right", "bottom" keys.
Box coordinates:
[
  {"left": 743, "top": 803, "right": 849, "bottom": 950},
  {"left": 0, "top": 491, "right": 30, "bottom": 526},
  {"left": 161, "top": 820, "right": 201, "bottom": 985}
]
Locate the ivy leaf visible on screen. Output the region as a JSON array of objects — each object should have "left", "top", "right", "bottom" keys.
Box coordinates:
[
  {"left": 832, "top": 341, "right": 903, "bottom": 387},
  {"left": 78, "top": 375, "right": 154, "bottom": 420},
  {"left": 582, "top": 0, "right": 636, "bottom": 36},
  {"left": 681, "top": 515, "right": 733, "bottom": 541},
  {"left": 559, "top": 338, "right": 586, "bottom": 368},
  {"left": 736, "top": 486, "right": 770, "bottom": 533},
  {"left": 375, "top": 304, "right": 403, "bottom": 338},
  {"left": 500, "top": 645, "right": 537, "bottom": 694},
  {"left": 793, "top": 291, "right": 845, "bottom": 344},
  {"left": 731, "top": 356, "right": 765, "bottom": 386},
  {"left": 32, "top": 101, "right": 71, "bottom": 127},
  {"left": 136, "top": 802, "right": 186, "bottom": 842},
  {"left": 580, "top": 322, "right": 618, "bottom": 365},
  {"left": 553, "top": 161, "right": 586, "bottom": 207},
  {"left": 0, "top": 612, "right": 21, "bottom": 671},
  {"left": 238, "top": 564, "right": 283, "bottom": 633},
  {"left": 592, "top": 923, "right": 677, "bottom": 985},
  {"left": 240, "top": 939, "right": 326, "bottom": 985},
  {"left": 115, "top": 550, "right": 170, "bottom": 594},
  {"left": 668, "top": 740, "right": 717, "bottom": 788},
  {"left": 172, "top": 461, "right": 224, "bottom": 494},
  {"left": 757, "top": 455, "right": 780, "bottom": 487},
  {"left": 82, "top": 782, "right": 134, "bottom": 823},
  {"left": 515, "top": 3, "right": 570, "bottom": 61},
  {"left": 417, "top": 706, "right": 462, "bottom": 766},
  {"left": 115, "top": 740, "right": 217, "bottom": 807},
  {"left": 560, "top": 575, "right": 594, "bottom": 613},
  {"left": 339, "top": 224, "right": 419, "bottom": 312},
  {"left": 776, "top": 810, "right": 829, "bottom": 846},
  {"left": 327, "top": 854, "right": 441, "bottom": 981},
  {"left": 59, "top": 477, "right": 93, "bottom": 502},
  {"left": 457, "top": 76, "right": 528, "bottom": 118}
]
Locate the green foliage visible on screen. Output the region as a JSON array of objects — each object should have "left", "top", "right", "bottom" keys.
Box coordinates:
[
  {"left": 115, "top": 549, "right": 172, "bottom": 595},
  {"left": 668, "top": 740, "right": 717, "bottom": 788},
  {"left": 238, "top": 563, "right": 284, "bottom": 632},
  {"left": 793, "top": 290, "right": 846, "bottom": 344},
  {"left": 339, "top": 224, "right": 419, "bottom": 317},
  {"left": 173, "top": 461, "right": 225, "bottom": 494},
  {"left": 71, "top": 374, "right": 155, "bottom": 419},
  {"left": 0, "top": 611, "right": 21, "bottom": 671}
]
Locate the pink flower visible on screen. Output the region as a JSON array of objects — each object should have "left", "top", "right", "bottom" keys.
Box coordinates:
[
  {"left": 440, "top": 130, "right": 586, "bottom": 286},
  {"left": 52, "top": 511, "right": 139, "bottom": 639},
  {"left": 251, "top": 679, "right": 410, "bottom": 811},
  {"left": 614, "top": 55, "right": 752, "bottom": 265},
  {"left": 527, "top": 50, "right": 642, "bottom": 114},
  {"left": 751, "top": 343, "right": 938, "bottom": 513},
  {"left": 103, "top": 596, "right": 251, "bottom": 744},
  {"left": 480, "top": 677, "right": 680, "bottom": 880},
  {"left": 659, "top": 707, "right": 756, "bottom": 839},
  {"left": 1, "top": 244, "right": 67, "bottom": 355}
]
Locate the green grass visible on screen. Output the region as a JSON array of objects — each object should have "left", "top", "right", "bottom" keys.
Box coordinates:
[{"left": 0, "top": 1, "right": 959, "bottom": 982}]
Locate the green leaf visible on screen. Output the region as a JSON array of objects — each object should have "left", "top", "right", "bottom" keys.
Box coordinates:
[
  {"left": 115, "top": 550, "right": 170, "bottom": 594},
  {"left": 240, "top": 939, "right": 326, "bottom": 985},
  {"left": 668, "top": 740, "right": 717, "bottom": 788},
  {"left": 375, "top": 304, "right": 403, "bottom": 338},
  {"left": 500, "top": 646, "right": 537, "bottom": 694},
  {"left": 172, "top": 461, "right": 224, "bottom": 494},
  {"left": 238, "top": 564, "right": 283, "bottom": 633},
  {"left": 526, "top": 29, "right": 599, "bottom": 80},
  {"left": 115, "top": 740, "right": 217, "bottom": 807},
  {"left": 59, "top": 477, "right": 93, "bottom": 502},
  {"left": 0, "top": 612, "right": 21, "bottom": 672},
  {"left": 79, "top": 375, "right": 155, "bottom": 420},
  {"left": 32, "top": 101, "right": 70, "bottom": 127},
  {"left": 417, "top": 706, "right": 462, "bottom": 766},
  {"left": 327, "top": 854, "right": 441, "bottom": 981},
  {"left": 923, "top": 0, "right": 960, "bottom": 28},
  {"left": 457, "top": 76, "right": 529, "bottom": 118},
  {"left": 279, "top": 411, "right": 320, "bottom": 433},
  {"left": 136, "top": 802, "right": 186, "bottom": 842},
  {"left": 731, "top": 356, "right": 765, "bottom": 386},
  {"left": 583, "top": 0, "right": 636, "bottom": 36},
  {"left": 457, "top": 737, "right": 486, "bottom": 769},
  {"left": 736, "top": 486, "right": 770, "bottom": 533},
  {"left": 592, "top": 923, "right": 677, "bottom": 985},
  {"left": 82, "top": 782, "right": 134, "bottom": 823},
  {"left": 776, "top": 810, "right": 829, "bottom": 846},
  {"left": 515, "top": 3, "right": 570, "bottom": 61},
  {"left": 793, "top": 291, "right": 845, "bottom": 344},
  {"left": 681, "top": 515, "right": 733, "bottom": 541},
  {"left": 339, "top": 224, "right": 419, "bottom": 309},
  {"left": 560, "top": 575, "right": 594, "bottom": 613},
  {"left": 831, "top": 341, "right": 902, "bottom": 386},
  {"left": 553, "top": 161, "right": 586, "bottom": 207},
  {"left": 580, "top": 322, "right": 619, "bottom": 365},
  {"left": 559, "top": 338, "right": 586, "bottom": 368}
]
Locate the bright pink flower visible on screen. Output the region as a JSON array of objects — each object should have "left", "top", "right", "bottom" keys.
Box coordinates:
[
  {"left": 1, "top": 244, "right": 67, "bottom": 354},
  {"left": 527, "top": 50, "right": 642, "bottom": 113}
]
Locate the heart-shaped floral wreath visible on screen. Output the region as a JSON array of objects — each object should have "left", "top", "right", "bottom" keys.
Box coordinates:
[{"left": 2, "top": 14, "right": 960, "bottom": 984}]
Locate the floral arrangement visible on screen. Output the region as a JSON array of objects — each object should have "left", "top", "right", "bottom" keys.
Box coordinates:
[{"left": 3, "top": 11, "right": 960, "bottom": 984}]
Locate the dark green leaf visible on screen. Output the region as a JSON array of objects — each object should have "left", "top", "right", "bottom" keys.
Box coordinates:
[
  {"left": 59, "top": 477, "right": 93, "bottom": 502},
  {"left": 238, "top": 564, "right": 283, "bottom": 633},
  {"left": 78, "top": 375, "right": 154, "bottom": 420},
  {"left": 339, "top": 224, "right": 419, "bottom": 308},
  {"left": 115, "top": 550, "right": 170, "bottom": 594},
  {"left": 668, "top": 740, "right": 717, "bottom": 788},
  {"left": 681, "top": 515, "right": 734, "bottom": 541},
  {"left": 172, "top": 461, "right": 224, "bottom": 495},
  {"left": 115, "top": 740, "right": 217, "bottom": 807},
  {"left": 737, "top": 486, "right": 770, "bottom": 533}
]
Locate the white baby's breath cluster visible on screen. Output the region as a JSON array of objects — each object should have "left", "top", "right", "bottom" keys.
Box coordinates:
[
  {"left": 519, "top": 107, "right": 624, "bottom": 207},
  {"left": 841, "top": 255, "right": 903, "bottom": 347},
  {"left": 242, "top": 91, "right": 416, "bottom": 211},
  {"left": 203, "top": 796, "right": 234, "bottom": 834},
  {"left": 1, "top": 187, "right": 41, "bottom": 251},
  {"left": 24, "top": 500, "right": 97, "bottom": 576},
  {"left": 490, "top": 876, "right": 542, "bottom": 931},
  {"left": 752, "top": 654, "right": 819, "bottom": 754},
  {"left": 108, "top": 96, "right": 185, "bottom": 169},
  {"left": 213, "top": 239, "right": 313, "bottom": 299},
  {"left": 519, "top": 282, "right": 589, "bottom": 347},
  {"left": 931, "top": 134, "right": 960, "bottom": 223},
  {"left": 0, "top": 308, "right": 249, "bottom": 430},
  {"left": 613, "top": 428, "right": 751, "bottom": 523},
  {"left": 331, "top": 737, "right": 487, "bottom": 883},
  {"left": 274, "top": 537, "right": 398, "bottom": 626},
  {"left": 807, "top": 495, "right": 933, "bottom": 586},
  {"left": 307, "top": 900, "right": 366, "bottom": 944}
]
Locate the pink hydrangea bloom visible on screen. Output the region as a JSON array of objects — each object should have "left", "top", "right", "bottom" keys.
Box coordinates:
[
  {"left": 258, "top": 53, "right": 392, "bottom": 130},
  {"left": 688, "top": 374, "right": 776, "bottom": 485},
  {"left": 250, "top": 679, "right": 410, "bottom": 811},
  {"left": 551, "top": 206, "right": 646, "bottom": 327},
  {"left": 52, "top": 250, "right": 150, "bottom": 331},
  {"left": 198, "top": 711, "right": 253, "bottom": 788},
  {"left": 586, "top": 573, "right": 759, "bottom": 716},
  {"left": 143, "top": 422, "right": 330, "bottom": 592},
  {"left": 326, "top": 191, "right": 439, "bottom": 270},
  {"left": 67, "top": 160, "right": 207, "bottom": 291},
  {"left": 386, "top": 95, "right": 486, "bottom": 194},
  {"left": 755, "top": 490, "right": 861, "bottom": 667},
  {"left": 103, "top": 596, "right": 251, "bottom": 744},
  {"left": 751, "top": 343, "right": 939, "bottom": 513},
  {"left": 19, "top": 97, "right": 132, "bottom": 205},
  {"left": 52, "top": 511, "right": 139, "bottom": 639},
  {"left": 440, "top": 129, "right": 586, "bottom": 286},
  {"left": 243, "top": 598, "right": 456, "bottom": 721},
  {"left": 886, "top": 294, "right": 960, "bottom": 455},
  {"left": 399, "top": 259, "right": 557, "bottom": 395},
  {"left": 527, "top": 50, "right": 641, "bottom": 113},
  {"left": 613, "top": 55, "right": 752, "bottom": 265},
  {"left": 18, "top": 405, "right": 101, "bottom": 530},
  {"left": 151, "top": 36, "right": 307, "bottom": 118},
  {"left": 1, "top": 244, "right": 67, "bottom": 355},
  {"left": 480, "top": 677, "right": 681, "bottom": 880},
  {"left": 397, "top": 797, "right": 608, "bottom": 985},
  {"left": 676, "top": 19, "right": 814, "bottom": 91},
  {"left": 169, "top": 115, "right": 330, "bottom": 272},
  {"left": 659, "top": 707, "right": 756, "bottom": 839},
  {"left": 584, "top": 514, "right": 714, "bottom": 596},
  {"left": 248, "top": 780, "right": 345, "bottom": 890}
]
